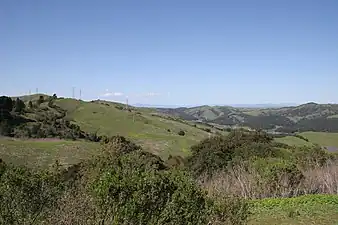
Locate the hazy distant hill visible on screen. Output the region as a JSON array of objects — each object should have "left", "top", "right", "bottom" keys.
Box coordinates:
[{"left": 157, "top": 103, "right": 338, "bottom": 132}]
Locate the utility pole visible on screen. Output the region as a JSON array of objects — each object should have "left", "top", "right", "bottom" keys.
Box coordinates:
[
  {"left": 29, "top": 89, "right": 31, "bottom": 95},
  {"left": 79, "top": 89, "right": 82, "bottom": 100},
  {"left": 72, "top": 87, "right": 75, "bottom": 99},
  {"left": 126, "top": 97, "right": 129, "bottom": 110},
  {"left": 36, "top": 88, "right": 38, "bottom": 94}
]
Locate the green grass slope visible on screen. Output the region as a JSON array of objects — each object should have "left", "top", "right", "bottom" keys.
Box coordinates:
[
  {"left": 300, "top": 132, "right": 338, "bottom": 148},
  {"left": 249, "top": 194, "right": 338, "bottom": 225},
  {"left": 55, "top": 98, "right": 211, "bottom": 159},
  {"left": 275, "top": 136, "right": 313, "bottom": 147},
  {"left": 0, "top": 137, "right": 99, "bottom": 168}
]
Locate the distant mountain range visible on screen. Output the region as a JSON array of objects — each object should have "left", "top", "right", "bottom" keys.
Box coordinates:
[{"left": 156, "top": 102, "right": 338, "bottom": 133}]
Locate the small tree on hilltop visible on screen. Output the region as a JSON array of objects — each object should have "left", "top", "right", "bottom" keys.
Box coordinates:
[
  {"left": 28, "top": 101, "right": 33, "bottom": 108},
  {"left": 37, "top": 95, "right": 44, "bottom": 105},
  {"left": 0, "top": 96, "right": 13, "bottom": 120}
]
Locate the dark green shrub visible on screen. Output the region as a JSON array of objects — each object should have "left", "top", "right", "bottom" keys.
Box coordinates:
[
  {"left": 250, "top": 158, "right": 304, "bottom": 196},
  {"left": 0, "top": 121, "right": 13, "bottom": 136},
  {"left": 28, "top": 101, "right": 33, "bottom": 108},
  {"left": 0, "top": 163, "right": 65, "bottom": 225},
  {"left": 0, "top": 96, "right": 13, "bottom": 120},
  {"left": 187, "top": 136, "right": 231, "bottom": 177},
  {"left": 187, "top": 130, "right": 277, "bottom": 177},
  {"left": 103, "top": 135, "right": 141, "bottom": 155},
  {"left": 37, "top": 95, "right": 45, "bottom": 105},
  {"left": 291, "top": 145, "right": 332, "bottom": 169},
  {"left": 204, "top": 128, "right": 211, "bottom": 133},
  {"left": 165, "top": 155, "right": 185, "bottom": 168},
  {"left": 88, "top": 150, "right": 249, "bottom": 225},
  {"left": 294, "top": 134, "right": 309, "bottom": 142},
  {"left": 209, "top": 196, "right": 250, "bottom": 225},
  {"left": 13, "top": 98, "right": 25, "bottom": 113},
  {"left": 178, "top": 130, "right": 185, "bottom": 136}
]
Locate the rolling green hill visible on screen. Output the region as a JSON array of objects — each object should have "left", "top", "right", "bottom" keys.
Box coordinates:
[{"left": 54, "top": 98, "right": 215, "bottom": 158}]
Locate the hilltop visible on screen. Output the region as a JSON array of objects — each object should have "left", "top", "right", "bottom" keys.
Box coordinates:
[{"left": 157, "top": 102, "right": 338, "bottom": 133}]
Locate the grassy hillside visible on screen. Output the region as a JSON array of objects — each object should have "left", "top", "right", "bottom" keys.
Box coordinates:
[
  {"left": 275, "top": 136, "right": 313, "bottom": 147},
  {"left": 0, "top": 95, "right": 219, "bottom": 167},
  {"left": 0, "top": 137, "right": 99, "bottom": 168},
  {"left": 55, "top": 98, "right": 212, "bottom": 158},
  {"left": 300, "top": 132, "right": 338, "bottom": 148}
]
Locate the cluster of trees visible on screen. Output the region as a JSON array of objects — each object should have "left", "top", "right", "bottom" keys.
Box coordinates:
[
  {"left": 0, "top": 96, "right": 26, "bottom": 120},
  {"left": 276, "top": 118, "right": 338, "bottom": 133},
  {"left": 0, "top": 95, "right": 105, "bottom": 142}
]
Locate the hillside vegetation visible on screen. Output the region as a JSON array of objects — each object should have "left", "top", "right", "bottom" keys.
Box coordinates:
[
  {"left": 0, "top": 95, "right": 215, "bottom": 161},
  {"left": 2, "top": 94, "right": 338, "bottom": 224},
  {"left": 1, "top": 128, "right": 338, "bottom": 224},
  {"left": 158, "top": 103, "right": 338, "bottom": 133}
]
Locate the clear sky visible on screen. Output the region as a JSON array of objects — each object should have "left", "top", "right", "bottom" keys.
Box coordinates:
[{"left": 1, "top": 0, "right": 338, "bottom": 106}]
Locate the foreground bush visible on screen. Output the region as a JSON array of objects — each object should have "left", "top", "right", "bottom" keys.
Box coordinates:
[
  {"left": 187, "top": 130, "right": 278, "bottom": 177},
  {"left": 290, "top": 145, "right": 333, "bottom": 169},
  {"left": 250, "top": 158, "right": 304, "bottom": 197},
  {"left": 0, "top": 162, "right": 65, "bottom": 225},
  {"left": 86, "top": 150, "right": 249, "bottom": 225},
  {"left": 0, "top": 139, "right": 250, "bottom": 225}
]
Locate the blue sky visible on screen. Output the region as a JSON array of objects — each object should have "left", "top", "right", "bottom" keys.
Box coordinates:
[{"left": 1, "top": 0, "right": 338, "bottom": 106}]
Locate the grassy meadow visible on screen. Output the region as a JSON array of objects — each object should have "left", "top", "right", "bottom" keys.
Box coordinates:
[
  {"left": 249, "top": 195, "right": 338, "bottom": 225},
  {"left": 0, "top": 137, "right": 100, "bottom": 168}
]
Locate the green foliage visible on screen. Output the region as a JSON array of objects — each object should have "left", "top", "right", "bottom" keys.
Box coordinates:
[
  {"left": 102, "top": 135, "right": 142, "bottom": 155},
  {"left": 14, "top": 98, "right": 26, "bottom": 113},
  {"left": 209, "top": 196, "right": 249, "bottom": 225},
  {"left": 290, "top": 145, "right": 332, "bottom": 169},
  {"left": 250, "top": 158, "right": 304, "bottom": 196},
  {"left": 0, "top": 162, "right": 65, "bottom": 225},
  {"left": 37, "top": 95, "right": 45, "bottom": 105},
  {"left": 187, "top": 130, "right": 277, "bottom": 177},
  {"left": 28, "top": 101, "right": 33, "bottom": 108},
  {"left": 294, "top": 134, "right": 309, "bottom": 142},
  {"left": 204, "top": 128, "right": 211, "bottom": 133},
  {"left": 165, "top": 155, "right": 185, "bottom": 168},
  {"left": 0, "top": 96, "right": 13, "bottom": 120},
  {"left": 178, "top": 130, "right": 185, "bottom": 136},
  {"left": 88, "top": 149, "right": 249, "bottom": 225},
  {"left": 0, "top": 121, "right": 13, "bottom": 136}
]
